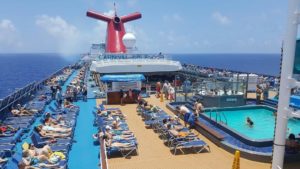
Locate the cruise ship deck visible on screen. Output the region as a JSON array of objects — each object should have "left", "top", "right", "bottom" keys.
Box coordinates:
[{"left": 97, "top": 95, "right": 300, "bottom": 169}]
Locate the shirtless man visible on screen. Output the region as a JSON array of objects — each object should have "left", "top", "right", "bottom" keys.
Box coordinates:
[{"left": 176, "top": 105, "right": 191, "bottom": 127}]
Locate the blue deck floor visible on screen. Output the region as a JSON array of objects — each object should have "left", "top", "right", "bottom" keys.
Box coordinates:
[{"left": 68, "top": 99, "right": 99, "bottom": 169}]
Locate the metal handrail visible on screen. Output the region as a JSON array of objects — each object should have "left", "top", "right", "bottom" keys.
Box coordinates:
[
  {"left": 220, "top": 111, "right": 228, "bottom": 125},
  {"left": 210, "top": 107, "right": 227, "bottom": 125}
]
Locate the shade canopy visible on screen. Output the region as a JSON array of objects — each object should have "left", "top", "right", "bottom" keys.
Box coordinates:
[{"left": 100, "top": 74, "right": 145, "bottom": 82}]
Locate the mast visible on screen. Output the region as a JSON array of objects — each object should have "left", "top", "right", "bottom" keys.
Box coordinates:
[{"left": 271, "top": 0, "right": 300, "bottom": 168}]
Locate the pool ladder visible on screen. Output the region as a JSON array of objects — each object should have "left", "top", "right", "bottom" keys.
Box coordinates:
[{"left": 209, "top": 108, "right": 228, "bottom": 125}]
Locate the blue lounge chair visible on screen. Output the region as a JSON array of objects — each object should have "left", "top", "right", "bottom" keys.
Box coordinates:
[
  {"left": 30, "top": 133, "right": 70, "bottom": 153},
  {"left": 107, "top": 143, "right": 138, "bottom": 158},
  {"left": 171, "top": 139, "right": 210, "bottom": 155},
  {"left": 0, "top": 129, "right": 23, "bottom": 144}
]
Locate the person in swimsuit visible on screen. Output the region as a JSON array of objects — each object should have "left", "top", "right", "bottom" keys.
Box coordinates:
[{"left": 176, "top": 105, "right": 191, "bottom": 127}]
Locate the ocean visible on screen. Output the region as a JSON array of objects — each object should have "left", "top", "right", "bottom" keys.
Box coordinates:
[
  {"left": 0, "top": 53, "right": 280, "bottom": 99},
  {"left": 0, "top": 54, "right": 78, "bottom": 98},
  {"left": 171, "top": 53, "right": 280, "bottom": 76}
]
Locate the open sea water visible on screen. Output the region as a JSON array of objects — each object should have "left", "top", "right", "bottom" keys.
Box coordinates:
[{"left": 0, "top": 53, "right": 280, "bottom": 98}]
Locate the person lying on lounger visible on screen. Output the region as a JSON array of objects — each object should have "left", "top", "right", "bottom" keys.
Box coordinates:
[
  {"left": 38, "top": 95, "right": 47, "bottom": 101},
  {"left": 0, "top": 158, "right": 7, "bottom": 164},
  {"left": 150, "top": 105, "right": 160, "bottom": 113},
  {"left": 27, "top": 144, "right": 53, "bottom": 158},
  {"left": 19, "top": 150, "right": 63, "bottom": 169},
  {"left": 96, "top": 131, "right": 134, "bottom": 142},
  {"left": 98, "top": 109, "right": 125, "bottom": 117},
  {"left": 44, "top": 113, "right": 58, "bottom": 125},
  {"left": 166, "top": 124, "right": 193, "bottom": 138},
  {"left": 44, "top": 113, "right": 69, "bottom": 128},
  {"left": 162, "top": 119, "right": 184, "bottom": 131},
  {"left": 63, "top": 100, "right": 76, "bottom": 109},
  {"left": 112, "top": 120, "right": 122, "bottom": 130},
  {"left": 0, "top": 125, "right": 18, "bottom": 137},
  {"left": 35, "top": 126, "right": 71, "bottom": 138},
  {"left": 11, "top": 108, "right": 34, "bottom": 116},
  {"left": 0, "top": 124, "right": 18, "bottom": 132},
  {"left": 39, "top": 124, "right": 72, "bottom": 133},
  {"left": 102, "top": 135, "right": 134, "bottom": 148},
  {"left": 143, "top": 102, "right": 151, "bottom": 111}
]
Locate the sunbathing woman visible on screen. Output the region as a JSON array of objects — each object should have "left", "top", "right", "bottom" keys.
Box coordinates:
[
  {"left": 98, "top": 110, "right": 125, "bottom": 120},
  {"left": 162, "top": 119, "right": 184, "bottom": 131},
  {"left": 63, "top": 100, "right": 76, "bottom": 109},
  {"left": 35, "top": 126, "right": 71, "bottom": 138},
  {"left": 27, "top": 144, "right": 52, "bottom": 158},
  {"left": 44, "top": 114, "right": 69, "bottom": 128},
  {"left": 111, "top": 120, "right": 122, "bottom": 130},
  {"left": 105, "top": 125, "right": 133, "bottom": 136},
  {"left": 102, "top": 135, "right": 135, "bottom": 148},
  {"left": 167, "top": 124, "right": 195, "bottom": 138},
  {"left": 97, "top": 130, "right": 134, "bottom": 142},
  {"left": 41, "top": 124, "right": 71, "bottom": 133},
  {"left": 11, "top": 108, "right": 34, "bottom": 116},
  {"left": 19, "top": 150, "right": 61, "bottom": 169},
  {"left": 0, "top": 124, "right": 17, "bottom": 133},
  {"left": 38, "top": 95, "right": 47, "bottom": 101},
  {"left": 0, "top": 158, "right": 7, "bottom": 164}
]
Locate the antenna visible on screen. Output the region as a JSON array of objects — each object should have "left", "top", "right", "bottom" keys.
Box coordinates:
[{"left": 114, "top": 2, "right": 117, "bottom": 16}]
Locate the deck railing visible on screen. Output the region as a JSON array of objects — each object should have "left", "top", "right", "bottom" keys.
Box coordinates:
[
  {"left": 100, "top": 138, "right": 109, "bottom": 169},
  {"left": 99, "top": 53, "right": 171, "bottom": 61}
]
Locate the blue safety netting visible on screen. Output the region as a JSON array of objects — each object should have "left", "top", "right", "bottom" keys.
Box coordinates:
[{"left": 100, "top": 74, "right": 145, "bottom": 82}]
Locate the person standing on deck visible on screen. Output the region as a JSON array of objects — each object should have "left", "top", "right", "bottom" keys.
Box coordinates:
[
  {"left": 55, "top": 89, "right": 62, "bottom": 108},
  {"left": 156, "top": 82, "right": 161, "bottom": 98},
  {"left": 162, "top": 81, "right": 169, "bottom": 100},
  {"left": 263, "top": 83, "right": 269, "bottom": 100},
  {"left": 120, "top": 87, "right": 127, "bottom": 105},
  {"left": 188, "top": 111, "right": 198, "bottom": 129},
  {"left": 73, "top": 86, "right": 78, "bottom": 102},
  {"left": 50, "top": 85, "right": 57, "bottom": 99},
  {"left": 176, "top": 105, "right": 191, "bottom": 127},
  {"left": 168, "top": 85, "right": 175, "bottom": 102},
  {"left": 128, "top": 88, "right": 133, "bottom": 99},
  {"left": 256, "top": 85, "right": 262, "bottom": 104},
  {"left": 194, "top": 99, "right": 204, "bottom": 115}
]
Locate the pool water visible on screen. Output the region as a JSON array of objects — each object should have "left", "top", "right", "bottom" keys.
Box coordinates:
[{"left": 204, "top": 106, "right": 300, "bottom": 140}]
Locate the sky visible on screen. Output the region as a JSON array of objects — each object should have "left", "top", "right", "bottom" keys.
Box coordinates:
[{"left": 0, "top": 0, "right": 289, "bottom": 54}]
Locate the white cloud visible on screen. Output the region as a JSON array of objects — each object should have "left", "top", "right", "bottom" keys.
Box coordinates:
[
  {"left": 0, "top": 19, "right": 22, "bottom": 49},
  {"left": 0, "top": 19, "right": 16, "bottom": 31},
  {"left": 36, "top": 15, "right": 81, "bottom": 55},
  {"left": 36, "top": 15, "right": 78, "bottom": 39},
  {"left": 212, "top": 11, "right": 231, "bottom": 25}
]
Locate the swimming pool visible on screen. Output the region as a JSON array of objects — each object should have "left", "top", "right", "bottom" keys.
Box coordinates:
[{"left": 204, "top": 106, "right": 300, "bottom": 140}]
